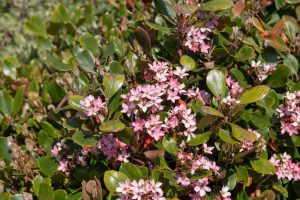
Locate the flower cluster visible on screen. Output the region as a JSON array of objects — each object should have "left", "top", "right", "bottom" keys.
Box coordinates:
[
  {"left": 250, "top": 61, "right": 276, "bottom": 82},
  {"left": 185, "top": 87, "right": 211, "bottom": 105},
  {"left": 51, "top": 141, "right": 88, "bottom": 175},
  {"left": 184, "top": 26, "right": 211, "bottom": 53},
  {"left": 276, "top": 91, "right": 300, "bottom": 136},
  {"left": 223, "top": 76, "right": 243, "bottom": 106},
  {"left": 122, "top": 61, "right": 203, "bottom": 141},
  {"left": 176, "top": 143, "right": 220, "bottom": 199},
  {"left": 80, "top": 95, "right": 107, "bottom": 116},
  {"left": 239, "top": 129, "right": 266, "bottom": 153},
  {"left": 51, "top": 134, "right": 130, "bottom": 174},
  {"left": 98, "top": 134, "right": 130, "bottom": 162},
  {"left": 269, "top": 153, "right": 300, "bottom": 181},
  {"left": 215, "top": 186, "right": 232, "bottom": 200},
  {"left": 116, "top": 179, "right": 165, "bottom": 200}
]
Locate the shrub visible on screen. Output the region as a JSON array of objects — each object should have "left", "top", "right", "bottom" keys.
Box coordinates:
[{"left": 0, "top": 0, "right": 300, "bottom": 199}]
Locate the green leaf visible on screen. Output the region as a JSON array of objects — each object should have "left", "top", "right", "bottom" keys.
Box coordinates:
[
  {"left": 180, "top": 55, "right": 196, "bottom": 71},
  {"left": 2, "top": 56, "right": 20, "bottom": 80},
  {"left": 12, "top": 86, "right": 25, "bottom": 116},
  {"left": 38, "top": 156, "right": 58, "bottom": 177},
  {"left": 104, "top": 170, "right": 128, "bottom": 192},
  {"left": 40, "top": 121, "right": 60, "bottom": 138},
  {"left": 206, "top": 69, "right": 226, "bottom": 98},
  {"left": 227, "top": 173, "right": 237, "bottom": 190},
  {"left": 45, "top": 53, "right": 73, "bottom": 71},
  {"left": 154, "top": 0, "right": 176, "bottom": 22},
  {"left": 9, "top": 194, "right": 23, "bottom": 200},
  {"left": 162, "top": 136, "right": 178, "bottom": 156},
  {"left": 218, "top": 129, "right": 239, "bottom": 144},
  {"left": 119, "top": 163, "right": 142, "bottom": 180},
  {"left": 283, "top": 54, "right": 298, "bottom": 76},
  {"left": 115, "top": 127, "right": 133, "bottom": 145},
  {"left": 24, "top": 15, "right": 47, "bottom": 36},
  {"left": 0, "top": 90, "right": 13, "bottom": 116},
  {"left": 235, "top": 166, "right": 248, "bottom": 188},
  {"left": 291, "top": 135, "right": 300, "bottom": 147},
  {"left": 103, "top": 74, "right": 125, "bottom": 99},
  {"left": 200, "top": 0, "right": 234, "bottom": 11},
  {"left": 33, "top": 175, "right": 44, "bottom": 196},
  {"left": 100, "top": 120, "right": 125, "bottom": 132},
  {"left": 230, "top": 123, "right": 257, "bottom": 142},
  {"left": 38, "top": 130, "right": 53, "bottom": 154},
  {"left": 54, "top": 189, "right": 67, "bottom": 200},
  {"left": 38, "top": 182, "right": 54, "bottom": 199},
  {"left": 50, "top": 4, "right": 70, "bottom": 23},
  {"left": 145, "top": 21, "right": 171, "bottom": 35},
  {"left": 272, "top": 184, "right": 288, "bottom": 197},
  {"left": 109, "top": 61, "right": 123, "bottom": 74},
  {"left": 72, "top": 131, "right": 98, "bottom": 147},
  {"left": 239, "top": 85, "right": 270, "bottom": 105},
  {"left": 199, "top": 106, "right": 224, "bottom": 117},
  {"left": 47, "top": 80, "right": 67, "bottom": 104},
  {"left": 286, "top": 0, "right": 300, "bottom": 4},
  {"left": 68, "top": 95, "right": 85, "bottom": 112},
  {"left": 79, "top": 33, "right": 99, "bottom": 55},
  {"left": 250, "top": 159, "right": 275, "bottom": 174},
  {"left": 75, "top": 50, "right": 95, "bottom": 73},
  {"left": 0, "top": 137, "right": 12, "bottom": 164},
  {"left": 234, "top": 46, "right": 255, "bottom": 62},
  {"left": 268, "top": 64, "right": 292, "bottom": 88},
  {"left": 188, "top": 132, "right": 211, "bottom": 146}
]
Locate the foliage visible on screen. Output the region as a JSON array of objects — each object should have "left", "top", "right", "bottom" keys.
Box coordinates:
[{"left": 0, "top": 0, "right": 300, "bottom": 199}]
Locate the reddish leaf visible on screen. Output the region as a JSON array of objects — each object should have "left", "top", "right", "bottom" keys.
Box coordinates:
[
  {"left": 232, "top": 0, "right": 245, "bottom": 17},
  {"left": 272, "top": 19, "right": 285, "bottom": 35},
  {"left": 253, "top": 17, "right": 265, "bottom": 33}
]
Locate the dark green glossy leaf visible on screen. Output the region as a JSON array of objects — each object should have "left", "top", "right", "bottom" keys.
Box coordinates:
[
  {"left": 200, "top": 0, "right": 233, "bottom": 11},
  {"left": 68, "top": 95, "right": 85, "bottom": 112},
  {"left": 180, "top": 55, "right": 196, "bottom": 71},
  {"left": 100, "top": 120, "right": 125, "bottom": 132},
  {"left": 0, "top": 90, "right": 13, "bottom": 116},
  {"left": 250, "top": 159, "right": 275, "bottom": 174},
  {"left": 162, "top": 136, "right": 178, "bottom": 156},
  {"left": 234, "top": 46, "right": 255, "bottom": 62},
  {"left": 119, "top": 163, "right": 142, "bottom": 180},
  {"left": 230, "top": 123, "right": 257, "bottom": 142},
  {"left": 188, "top": 132, "right": 211, "bottom": 146},
  {"left": 103, "top": 74, "right": 125, "bottom": 99},
  {"left": 72, "top": 131, "right": 98, "bottom": 147},
  {"left": 45, "top": 53, "right": 73, "bottom": 71},
  {"left": 239, "top": 85, "right": 270, "bottom": 105},
  {"left": 104, "top": 170, "right": 127, "bottom": 192},
  {"left": 75, "top": 50, "right": 95, "bottom": 73},
  {"left": 38, "top": 156, "right": 58, "bottom": 177},
  {"left": 206, "top": 69, "right": 226, "bottom": 98},
  {"left": 79, "top": 33, "right": 99, "bottom": 55}
]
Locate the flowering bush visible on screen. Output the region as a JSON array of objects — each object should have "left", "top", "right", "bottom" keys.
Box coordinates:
[{"left": 0, "top": 0, "right": 300, "bottom": 199}]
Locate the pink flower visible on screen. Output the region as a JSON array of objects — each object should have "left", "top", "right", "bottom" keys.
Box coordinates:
[
  {"left": 132, "top": 118, "right": 145, "bottom": 132},
  {"left": 80, "top": 95, "right": 106, "bottom": 116},
  {"left": 277, "top": 91, "right": 300, "bottom": 136},
  {"left": 269, "top": 153, "right": 300, "bottom": 181},
  {"left": 116, "top": 179, "right": 165, "bottom": 200},
  {"left": 184, "top": 26, "right": 211, "bottom": 53},
  {"left": 250, "top": 60, "right": 276, "bottom": 82},
  {"left": 218, "top": 186, "right": 231, "bottom": 200},
  {"left": 203, "top": 143, "right": 214, "bottom": 154},
  {"left": 174, "top": 67, "right": 188, "bottom": 78},
  {"left": 98, "top": 134, "right": 130, "bottom": 162},
  {"left": 193, "top": 178, "right": 211, "bottom": 197}
]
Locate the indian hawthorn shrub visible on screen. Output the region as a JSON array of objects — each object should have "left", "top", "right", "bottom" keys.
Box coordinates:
[{"left": 0, "top": 0, "right": 300, "bottom": 199}]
